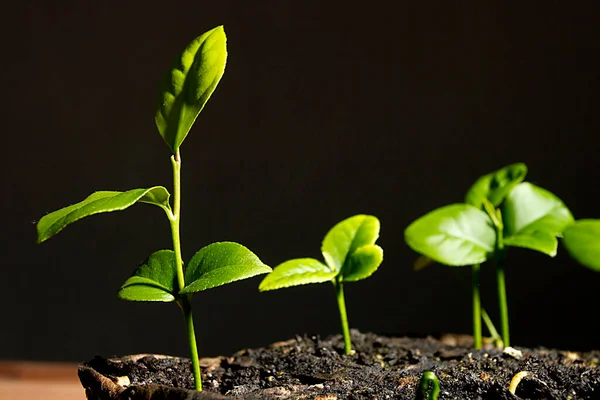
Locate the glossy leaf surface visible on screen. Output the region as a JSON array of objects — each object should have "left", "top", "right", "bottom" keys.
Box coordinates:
[
  {"left": 465, "top": 163, "right": 527, "bottom": 208},
  {"left": 321, "top": 215, "right": 380, "bottom": 272},
  {"left": 503, "top": 230, "right": 558, "bottom": 256},
  {"left": 118, "top": 250, "right": 178, "bottom": 302},
  {"left": 181, "top": 242, "right": 271, "bottom": 294},
  {"left": 37, "top": 187, "right": 171, "bottom": 243},
  {"left": 563, "top": 219, "right": 600, "bottom": 271},
  {"left": 155, "top": 26, "right": 227, "bottom": 152},
  {"left": 342, "top": 244, "right": 384, "bottom": 282},
  {"left": 405, "top": 204, "right": 496, "bottom": 266},
  {"left": 258, "top": 258, "right": 336, "bottom": 291},
  {"left": 502, "top": 182, "right": 574, "bottom": 237}
]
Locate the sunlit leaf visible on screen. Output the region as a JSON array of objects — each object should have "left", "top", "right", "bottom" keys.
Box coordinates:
[
  {"left": 504, "top": 230, "right": 558, "bottom": 256},
  {"left": 342, "top": 244, "right": 383, "bottom": 282},
  {"left": 258, "top": 258, "right": 336, "bottom": 291},
  {"left": 181, "top": 242, "right": 271, "bottom": 294},
  {"left": 155, "top": 26, "right": 227, "bottom": 152},
  {"left": 405, "top": 204, "right": 496, "bottom": 266},
  {"left": 118, "top": 250, "right": 178, "bottom": 302},
  {"left": 37, "top": 187, "right": 171, "bottom": 243},
  {"left": 465, "top": 163, "right": 527, "bottom": 208},
  {"left": 563, "top": 219, "right": 600, "bottom": 271},
  {"left": 502, "top": 182, "right": 574, "bottom": 237},
  {"left": 321, "top": 215, "right": 380, "bottom": 272}
]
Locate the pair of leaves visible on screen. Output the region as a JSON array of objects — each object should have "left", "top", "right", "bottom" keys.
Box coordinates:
[
  {"left": 155, "top": 25, "right": 227, "bottom": 153},
  {"left": 258, "top": 215, "right": 383, "bottom": 291},
  {"left": 119, "top": 242, "right": 271, "bottom": 302},
  {"left": 405, "top": 163, "right": 573, "bottom": 266},
  {"left": 562, "top": 220, "right": 600, "bottom": 271},
  {"left": 37, "top": 187, "right": 171, "bottom": 244}
]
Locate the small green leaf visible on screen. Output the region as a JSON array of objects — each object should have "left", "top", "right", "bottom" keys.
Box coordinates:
[
  {"left": 118, "top": 250, "right": 178, "bottom": 302},
  {"left": 258, "top": 258, "right": 336, "bottom": 291},
  {"left": 155, "top": 26, "right": 227, "bottom": 152},
  {"left": 502, "top": 182, "right": 574, "bottom": 237},
  {"left": 405, "top": 204, "right": 496, "bottom": 266},
  {"left": 181, "top": 242, "right": 271, "bottom": 294},
  {"left": 37, "top": 187, "right": 171, "bottom": 243},
  {"left": 321, "top": 215, "right": 380, "bottom": 272},
  {"left": 465, "top": 163, "right": 528, "bottom": 208},
  {"left": 504, "top": 230, "right": 558, "bottom": 256},
  {"left": 342, "top": 244, "right": 383, "bottom": 282},
  {"left": 563, "top": 219, "right": 600, "bottom": 271}
]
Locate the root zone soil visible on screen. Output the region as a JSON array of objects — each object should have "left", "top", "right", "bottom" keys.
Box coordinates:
[{"left": 79, "top": 330, "right": 600, "bottom": 399}]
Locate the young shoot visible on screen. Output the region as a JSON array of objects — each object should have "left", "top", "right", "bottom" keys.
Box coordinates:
[
  {"left": 36, "top": 26, "right": 272, "bottom": 391},
  {"left": 404, "top": 163, "right": 574, "bottom": 349},
  {"left": 258, "top": 215, "right": 384, "bottom": 355}
]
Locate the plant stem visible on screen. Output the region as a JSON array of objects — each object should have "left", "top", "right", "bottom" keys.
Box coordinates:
[
  {"left": 496, "top": 250, "right": 509, "bottom": 348},
  {"left": 481, "top": 308, "right": 502, "bottom": 348},
  {"left": 169, "top": 150, "right": 202, "bottom": 391},
  {"left": 334, "top": 278, "right": 352, "bottom": 355},
  {"left": 472, "top": 263, "right": 482, "bottom": 349}
]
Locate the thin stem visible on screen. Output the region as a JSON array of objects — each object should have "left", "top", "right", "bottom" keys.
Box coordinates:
[
  {"left": 496, "top": 249, "right": 510, "bottom": 348},
  {"left": 472, "top": 263, "right": 482, "bottom": 349},
  {"left": 181, "top": 298, "right": 202, "bottom": 390},
  {"left": 481, "top": 308, "right": 502, "bottom": 347},
  {"left": 170, "top": 150, "right": 202, "bottom": 391},
  {"left": 334, "top": 278, "right": 352, "bottom": 355}
]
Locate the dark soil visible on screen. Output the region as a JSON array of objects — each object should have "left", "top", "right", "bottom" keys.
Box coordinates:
[{"left": 79, "top": 330, "right": 600, "bottom": 399}]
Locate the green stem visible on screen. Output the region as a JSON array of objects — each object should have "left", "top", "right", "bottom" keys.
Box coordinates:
[
  {"left": 472, "top": 263, "right": 482, "bottom": 349},
  {"left": 169, "top": 150, "right": 202, "bottom": 391},
  {"left": 481, "top": 308, "right": 502, "bottom": 347},
  {"left": 334, "top": 278, "right": 352, "bottom": 355},
  {"left": 496, "top": 249, "right": 510, "bottom": 348}
]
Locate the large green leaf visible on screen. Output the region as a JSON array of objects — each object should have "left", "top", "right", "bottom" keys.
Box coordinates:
[
  {"left": 181, "top": 242, "right": 271, "bottom": 294},
  {"left": 258, "top": 258, "right": 336, "bottom": 291},
  {"left": 503, "top": 230, "right": 558, "bottom": 256},
  {"left": 342, "top": 244, "right": 384, "bottom": 282},
  {"left": 404, "top": 204, "right": 496, "bottom": 266},
  {"left": 563, "top": 219, "right": 600, "bottom": 271},
  {"left": 502, "top": 182, "right": 574, "bottom": 237},
  {"left": 465, "top": 163, "right": 527, "bottom": 208},
  {"left": 321, "top": 215, "right": 380, "bottom": 272},
  {"left": 37, "top": 187, "right": 171, "bottom": 243},
  {"left": 155, "top": 26, "right": 227, "bottom": 152},
  {"left": 118, "top": 250, "right": 178, "bottom": 302}
]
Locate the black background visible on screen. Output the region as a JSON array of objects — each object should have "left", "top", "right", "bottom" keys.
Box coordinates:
[{"left": 2, "top": 2, "right": 599, "bottom": 362}]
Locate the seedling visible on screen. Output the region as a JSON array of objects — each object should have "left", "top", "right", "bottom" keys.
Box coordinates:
[
  {"left": 405, "top": 163, "right": 573, "bottom": 349},
  {"left": 562, "top": 219, "right": 600, "bottom": 271},
  {"left": 417, "top": 371, "right": 440, "bottom": 400},
  {"left": 259, "top": 215, "right": 383, "bottom": 355},
  {"left": 36, "top": 26, "right": 272, "bottom": 391}
]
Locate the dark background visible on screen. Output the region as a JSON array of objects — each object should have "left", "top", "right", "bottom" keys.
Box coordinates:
[{"left": 2, "top": 2, "right": 599, "bottom": 362}]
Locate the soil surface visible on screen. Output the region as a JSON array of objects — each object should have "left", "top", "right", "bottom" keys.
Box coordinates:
[{"left": 80, "top": 330, "right": 600, "bottom": 399}]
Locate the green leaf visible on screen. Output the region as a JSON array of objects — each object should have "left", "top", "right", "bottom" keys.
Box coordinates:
[
  {"left": 465, "top": 163, "right": 528, "bottom": 208},
  {"left": 563, "top": 219, "right": 600, "bottom": 271},
  {"left": 404, "top": 204, "right": 496, "bottom": 266},
  {"left": 342, "top": 244, "right": 384, "bottom": 282},
  {"left": 118, "top": 250, "right": 178, "bottom": 302},
  {"left": 258, "top": 258, "right": 336, "bottom": 291},
  {"left": 155, "top": 26, "right": 227, "bottom": 152},
  {"left": 321, "top": 215, "right": 380, "bottom": 272},
  {"left": 181, "top": 242, "right": 271, "bottom": 294},
  {"left": 502, "top": 182, "right": 574, "bottom": 237},
  {"left": 36, "top": 187, "right": 171, "bottom": 243},
  {"left": 504, "top": 230, "right": 558, "bottom": 256}
]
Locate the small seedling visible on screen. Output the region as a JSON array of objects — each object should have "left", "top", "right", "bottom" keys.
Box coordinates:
[
  {"left": 562, "top": 219, "right": 600, "bottom": 271},
  {"left": 36, "top": 26, "right": 272, "bottom": 391},
  {"left": 259, "top": 215, "right": 383, "bottom": 355},
  {"left": 417, "top": 371, "right": 440, "bottom": 400},
  {"left": 405, "top": 163, "right": 574, "bottom": 349}
]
